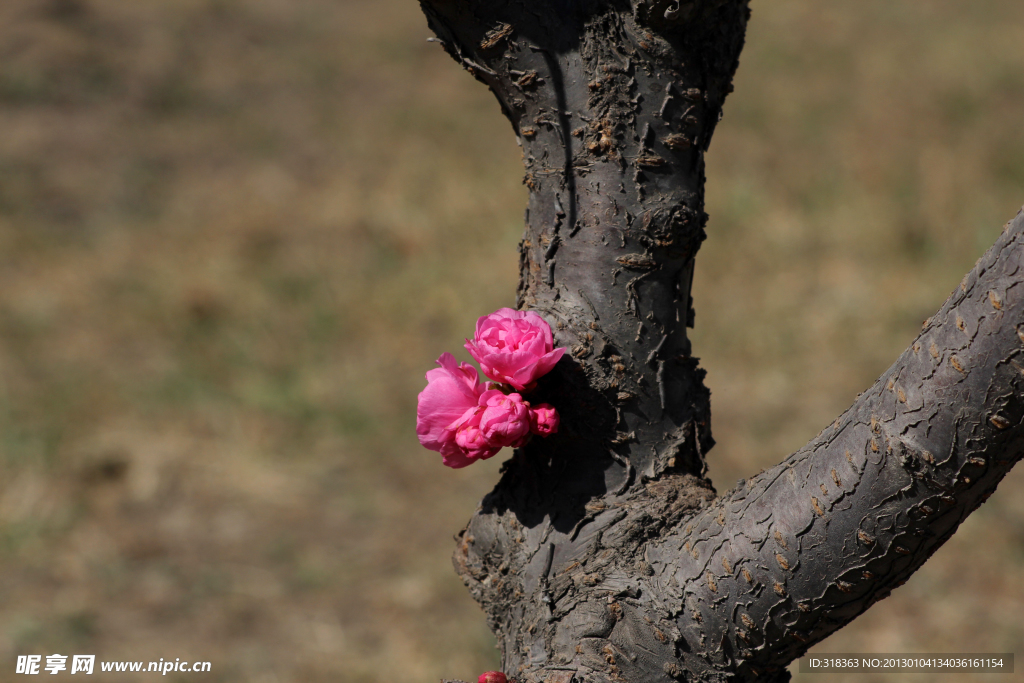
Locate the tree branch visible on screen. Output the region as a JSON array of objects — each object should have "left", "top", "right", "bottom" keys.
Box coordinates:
[{"left": 646, "top": 209, "right": 1024, "bottom": 678}]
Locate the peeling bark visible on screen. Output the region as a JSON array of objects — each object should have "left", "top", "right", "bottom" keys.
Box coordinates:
[{"left": 418, "top": 1, "right": 1024, "bottom": 681}]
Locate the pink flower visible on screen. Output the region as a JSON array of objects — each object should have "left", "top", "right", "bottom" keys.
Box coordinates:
[
  {"left": 465, "top": 308, "right": 565, "bottom": 390},
  {"left": 478, "top": 390, "right": 532, "bottom": 447},
  {"left": 417, "top": 336, "right": 565, "bottom": 468},
  {"left": 478, "top": 673, "right": 508, "bottom": 683},
  {"left": 529, "top": 403, "right": 560, "bottom": 436},
  {"left": 416, "top": 353, "right": 498, "bottom": 468}
]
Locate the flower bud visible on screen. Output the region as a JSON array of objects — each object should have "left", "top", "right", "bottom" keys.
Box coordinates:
[
  {"left": 478, "top": 390, "right": 532, "bottom": 447},
  {"left": 529, "top": 403, "right": 560, "bottom": 436}
]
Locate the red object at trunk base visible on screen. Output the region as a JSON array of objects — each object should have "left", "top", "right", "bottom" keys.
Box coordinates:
[{"left": 478, "top": 672, "right": 507, "bottom": 683}]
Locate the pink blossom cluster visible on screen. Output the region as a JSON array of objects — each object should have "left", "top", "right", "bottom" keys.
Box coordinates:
[{"left": 416, "top": 308, "right": 565, "bottom": 468}]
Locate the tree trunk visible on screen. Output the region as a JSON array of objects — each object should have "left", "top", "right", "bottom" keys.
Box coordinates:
[{"left": 418, "top": 1, "right": 1024, "bottom": 681}]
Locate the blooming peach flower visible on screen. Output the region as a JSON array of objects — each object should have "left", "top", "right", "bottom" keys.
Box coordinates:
[
  {"left": 465, "top": 308, "right": 565, "bottom": 390},
  {"left": 418, "top": 310, "right": 567, "bottom": 467},
  {"left": 528, "top": 403, "right": 560, "bottom": 436},
  {"left": 416, "top": 353, "right": 498, "bottom": 468}
]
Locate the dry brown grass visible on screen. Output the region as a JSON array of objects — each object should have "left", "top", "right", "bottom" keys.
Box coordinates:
[{"left": 0, "top": 0, "right": 1020, "bottom": 681}]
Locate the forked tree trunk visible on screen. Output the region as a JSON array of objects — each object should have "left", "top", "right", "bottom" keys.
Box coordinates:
[{"left": 418, "top": 2, "right": 1024, "bottom": 681}]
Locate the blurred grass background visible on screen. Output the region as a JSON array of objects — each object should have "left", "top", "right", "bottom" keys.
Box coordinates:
[{"left": 0, "top": 0, "right": 1021, "bottom": 681}]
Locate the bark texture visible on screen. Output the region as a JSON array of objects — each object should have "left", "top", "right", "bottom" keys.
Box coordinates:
[{"left": 418, "top": 1, "right": 1024, "bottom": 681}]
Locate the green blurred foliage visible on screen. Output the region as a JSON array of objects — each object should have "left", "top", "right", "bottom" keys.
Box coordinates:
[{"left": 0, "top": 0, "right": 1020, "bottom": 681}]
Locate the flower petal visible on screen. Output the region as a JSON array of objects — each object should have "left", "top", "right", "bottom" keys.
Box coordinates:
[{"left": 416, "top": 354, "right": 485, "bottom": 451}]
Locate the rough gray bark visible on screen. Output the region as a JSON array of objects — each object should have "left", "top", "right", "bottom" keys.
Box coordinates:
[{"left": 418, "top": 1, "right": 1024, "bottom": 681}]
